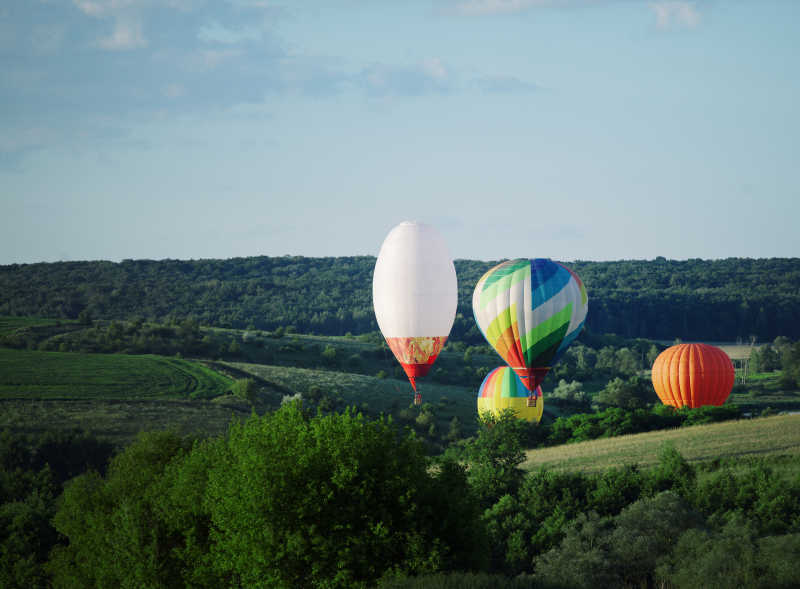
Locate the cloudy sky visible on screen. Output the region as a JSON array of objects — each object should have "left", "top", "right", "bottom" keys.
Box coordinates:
[{"left": 1, "top": 0, "right": 798, "bottom": 264}]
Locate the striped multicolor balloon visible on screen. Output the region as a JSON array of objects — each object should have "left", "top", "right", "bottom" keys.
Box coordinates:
[
  {"left": 472, "top": 259, "right": 588, "bottom": 393},
  {"left": 477, "top": 366, "right": 543, "bottom": 423}
]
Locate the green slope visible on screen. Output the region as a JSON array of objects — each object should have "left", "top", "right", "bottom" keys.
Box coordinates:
[{"left": 522, "top": 413, "right": 800, "bottom": 473}]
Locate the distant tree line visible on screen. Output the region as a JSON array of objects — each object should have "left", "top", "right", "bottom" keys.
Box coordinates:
[{"left": 1, "top": 256, "right": 799, "bottom": 341}]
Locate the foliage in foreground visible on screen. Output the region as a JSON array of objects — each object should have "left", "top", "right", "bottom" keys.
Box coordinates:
[
  {"left": 2, "top": 407, "right": 800, "bottom": 588},
  {"left": 48, "top": 404, "right": 484, "bottom": 589}
]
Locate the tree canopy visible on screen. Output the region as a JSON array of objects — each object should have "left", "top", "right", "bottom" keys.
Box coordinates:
[{"left": 2, "top": 256, "right": 799, "bottom": 341}]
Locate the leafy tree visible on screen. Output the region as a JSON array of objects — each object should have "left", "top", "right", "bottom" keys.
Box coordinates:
[
  {"left": 595, "top": 375, "right": 654, "bottom": 409},
  {"left": 752, "top": 344, "right": 781, "bottom": 372},
  {"left": 780, "top": 341, "right": 800, "bottom": 388},
  {"left": 656, "top": 517, "right": 764, "bottom": 589},
  {"left": 691, "top": 459, "right": 800, "bottom": 536},
  {"left": 0, "top": 488, "right": 59, "bottom": 589},
  {"left": 231, "top": 377, "right": 256, "bottom": 402},
  {"left": 549, "top": 379, "right": 590, "bottom": 410},
  {"left": 534, "top": 492, "right": 704, "bottom": 589},
  {"left": 445, "top": 417, "right": 462, "bottom": 444},
  {"left": 322, "top": 343, "right": 337, "bottom": 364},
  {"left": 203, "top": 404, "right": 485, "bottom": 588},
  {"left": 646, "top": 343, "right": 661, "bottom": 367},
  {"left": 533, "top": 511, "right": 619, "bottom": 589},
  {"left": 466, "top": 411, "right": 528, "bottom": 506},
  {"left": 48, "top": 430, "right": 192, "bottom": 589},
  {"left": 647, "top": 443, "right": 696, "bottom": 498},
  {"left": 606, "top": 491, "right": 704, "bottom": 586},
  {"left": 589, "top": 465, "right": 645, "bottom": 515}
]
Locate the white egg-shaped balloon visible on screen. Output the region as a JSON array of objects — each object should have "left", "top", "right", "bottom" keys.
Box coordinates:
[{"left": 372, "top": 221, "right": 457, "bottom": 403}]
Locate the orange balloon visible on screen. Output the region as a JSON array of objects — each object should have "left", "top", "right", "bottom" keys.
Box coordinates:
[{"left": 651, "top": 343, "right": 735, "bottom": 408}]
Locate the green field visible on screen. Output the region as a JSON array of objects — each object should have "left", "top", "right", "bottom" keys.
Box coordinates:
[
  {"left": 0, "top": 316, "right": 69, "bottom": 334},
  {"left": 522, "top": 413, "right": 800, "bottom": 473},
  {"left": 228, "top": 360, "right": 483, "bottom": 435},
  {"left": 0, "top": 348, "right": 232, "bottom": 400},
  {"left": 0, "top": 397, "right": 251, "bottom": 447}
]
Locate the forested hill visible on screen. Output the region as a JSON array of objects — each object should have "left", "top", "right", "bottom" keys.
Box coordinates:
[{"left": 1, "top": 256, "right": 799, "bottom": 342}]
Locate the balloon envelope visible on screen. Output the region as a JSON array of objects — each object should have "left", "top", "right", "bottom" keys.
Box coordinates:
[
  {"left": 651, "top": 343, "right": 735, "bottom": 408},
  {"left": 477, "top": 366, "right": 543, "bottom": 423},
  {"left": 373, "top": 221, "right": 457, "bottom": 393},
  {"left": 472, "top": 258, "right": 588, "bottom": 391}
]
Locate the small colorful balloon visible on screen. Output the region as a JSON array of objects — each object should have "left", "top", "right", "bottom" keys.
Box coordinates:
[{"left": 478, "top": 366, "right": 544, "bottom": 423}]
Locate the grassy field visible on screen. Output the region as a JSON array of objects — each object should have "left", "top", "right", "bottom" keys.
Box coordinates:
[
  {"left": 522, "top": 413, "right": 800, "bottom": 473},
  {"left": 0, "top": 348, "right": 232, "bottom": 400},
  {"left": 0, "top": 398, "right": 250, "bottom": 447},
  {"left": 228, "top": 361, "right": 483, "bottom": 435},
  {"left": 0, "top": 316, "right": 69, "bottom": 333}
]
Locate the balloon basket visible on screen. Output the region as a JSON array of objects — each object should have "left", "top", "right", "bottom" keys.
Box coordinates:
[
  {"left": 527, "top": 396, "right": 536, "bottom": 407},
  {"left": 414, "top": 393, "right": 422, "bottom": 406}
]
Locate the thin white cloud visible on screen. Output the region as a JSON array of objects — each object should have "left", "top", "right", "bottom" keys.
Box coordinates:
[
  {"left": 74, "top": 0, "right": 149, "bottom": 50},
  {"left": 198, "top": 21, "right": 262, "bottom": 44},
  {"left": 73, "top": 0, "right": 141, "bottom": 18},
  {"left": 358, "top": 59, "right": 452, "bottom": 97},
  {"left": 96, "top": 17, "right": 147, "bottom": 50},
  {"left": 649, "top": 1, "right": 701, "bottom": 30}
]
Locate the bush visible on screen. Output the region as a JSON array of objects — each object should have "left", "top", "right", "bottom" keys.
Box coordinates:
[{"left": 647, "top": 443, "right": 696, "bottom": 497}]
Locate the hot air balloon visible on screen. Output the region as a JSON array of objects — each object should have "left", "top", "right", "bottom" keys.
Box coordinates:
[
  {"left": 472, "top": 258, "right": 588, "bottom": 406},
  {"left": 651, "top": 343, "right": 735, "bottom": 408},
  {"left": 373, "top": 221, "right": 457, "bottom": 405},
  {"left": 478, "top": 366, "right": 544, "bottom": 423}
]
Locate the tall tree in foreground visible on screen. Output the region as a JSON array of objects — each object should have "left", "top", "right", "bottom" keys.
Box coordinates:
[{"left": 49, "top": 404, "right": 485, "bottom": 589}]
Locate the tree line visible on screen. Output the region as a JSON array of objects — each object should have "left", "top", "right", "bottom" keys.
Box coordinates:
[
  {"left": 2, "top": 256, "right": 799, "bottom": 342},
  {"left": 2, "top": 405, "right": 799, "bottom": 588}
]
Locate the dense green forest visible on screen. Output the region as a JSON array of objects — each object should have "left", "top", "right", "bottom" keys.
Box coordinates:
[
  {"left": 2, "top": 256, "right": 799, "bottom": 341},
  {"left": 3, "top": 409, "right": 799, "bottom": 588}
]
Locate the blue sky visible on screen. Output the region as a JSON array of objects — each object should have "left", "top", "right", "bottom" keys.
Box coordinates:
[{"left": 1, "top": 0, "right": 798, "bottom": 264}]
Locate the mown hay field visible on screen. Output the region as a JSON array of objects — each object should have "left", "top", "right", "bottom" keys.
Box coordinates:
[
  {"left": 522, "top": 414, "right": 800, "bottom": 473},
  {"left": 0, "top": 348, "right": 232, "bottom": 400}
]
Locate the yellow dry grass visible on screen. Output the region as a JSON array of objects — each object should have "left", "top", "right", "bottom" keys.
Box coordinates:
[{"left": 522, "top": 414, "right": 800, "bottom": 473}]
